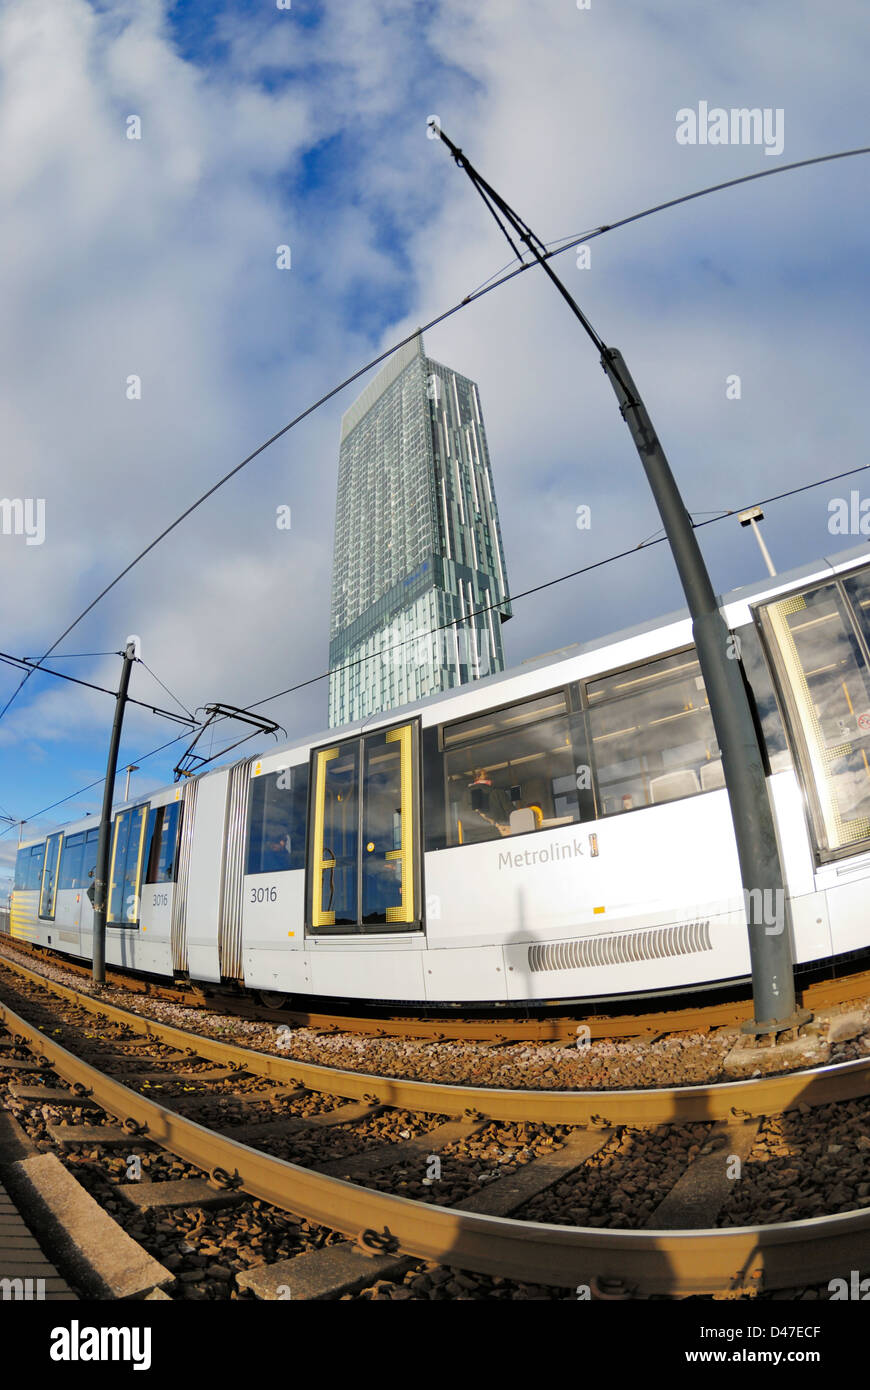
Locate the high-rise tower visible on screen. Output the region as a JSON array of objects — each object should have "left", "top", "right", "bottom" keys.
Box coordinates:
[{"left": 328, "top": 333, "right": 511, "bottom": 727}]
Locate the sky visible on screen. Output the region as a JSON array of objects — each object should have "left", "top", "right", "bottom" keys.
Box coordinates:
[{"left": 1, "top": 0, "right": 868, "bottom": 892}]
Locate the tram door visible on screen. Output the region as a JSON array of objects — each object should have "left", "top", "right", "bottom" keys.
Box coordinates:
[{"left": 308, "top": 721, "right": 419, "bottom": 933}]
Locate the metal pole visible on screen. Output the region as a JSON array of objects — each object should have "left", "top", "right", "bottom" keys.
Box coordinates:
[
  {"left": 92, "top": 639, "right": 137, "bottom": 985},
  {"left": 601, "top": 351, "right": 807, "bottom": 1031},
  {"left": 433, "top": 127, "right": 809, "bottom": 1031},
  {"left": 750, "top": 518, "right": 777, "bottom": 577},
  {"left": 123, "top": 764, "right": 139, "bottom": 800}
]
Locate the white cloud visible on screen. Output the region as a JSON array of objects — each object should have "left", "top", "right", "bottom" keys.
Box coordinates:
[{"left": 0, "top": 0, "right": 868, "bottom": 839}]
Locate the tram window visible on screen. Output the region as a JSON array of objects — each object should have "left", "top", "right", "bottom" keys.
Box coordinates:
[
  {"left": 586, "top": 650, "right": 721, "bottom": 816},
  {"left": 735, "top": 623, "right": 792, "bottom": 774},
  {"left": 108, "top": 805, "right": 148, "bottom": 925},
  {"left": 318, "top": 744, "right": 360, "bottom": 924},
  {"left": 27, "top": 844, "right": 45, "bottom": 891},
  {"left": 759, "top": 578, "right": 870, "bottom": 855},
  {"left": 13, "top": 849, "right": 27, "bottom": 891},
  {"left": 144, "top": 802, "right": 181, "bottom": 884},
  {"left": 81, "top": 829, "right": 99, "bottom": 897},
  {"left": 39, "top": 833, "right": 63, "bottom": 919},
  {"left": 15, "top": 845, "right": 44, "bottom": 892},
  {"left": 442, "top": 691, "right": 590, "bottom": 847},
  {"left": 843, "top": 566, "right": 870, "bottom": 648},
  {"left": 59, "top": 833, "right": 86, "bottom": 890},
  {"left": 247, "top": 765, "right": 309, "bottom": 874}
]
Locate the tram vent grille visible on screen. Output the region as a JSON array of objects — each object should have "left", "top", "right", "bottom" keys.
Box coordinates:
[{"left": 528, "top": 920, "right": 712, "bottom": 973}]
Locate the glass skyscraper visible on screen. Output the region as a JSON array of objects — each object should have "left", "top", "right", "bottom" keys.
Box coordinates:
[{"left": 328, "top": 333, "right": 512, "bottom": 727}]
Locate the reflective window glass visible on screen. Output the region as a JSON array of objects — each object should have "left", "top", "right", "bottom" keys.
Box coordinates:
[
  {"left": 760, "top": 581, "right": 870, "bottom": 852},
  {"left": 59, "top": 833, "right": 86, "bottom": 890},
  {"left": 39, "top": 833, "right": 63, "bottom": 919},
  {"left": 27, "top": 845, "right": 45, "bottom": 892},
  {"left": 843, "top": 567, "right": 870, "bottom": 649},
  {"left": 81, "top": 829, "right": 99, "bottom": 904},
  {"left": 144, "top": 802, "right": 182, "bottom": 884},
  {"left": 320, "top": 745, "right": 359, "bottom": 925},
  {"left": 246, "top": 767, "right": 308, "bottom": 875},
  {"left": 13, "top": 849, "right": 28, "bottom": 891},
  {"left": 443, "top": 694, "right": 587, "bottom": 847},
  {"left": 586, "top": 650, "right": 721, "bottom": 815},
  {"left": 362, "top": 732, "right": 403, "bottom": 923},
  {"left": 108, "top": 806, "right": 148, "bottom": 925},
  {"left": 736, "top": 622, "right": 792, "bottom": 774}
]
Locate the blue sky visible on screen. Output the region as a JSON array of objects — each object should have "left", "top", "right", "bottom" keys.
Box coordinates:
[{"left": 1, "top": 0, "right": 869, "bottom": 891}]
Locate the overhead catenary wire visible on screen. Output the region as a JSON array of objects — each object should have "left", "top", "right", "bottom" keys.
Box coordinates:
[
  {"left": 240, "top": 457, "right": 870, "bottom": 714},
  {"left": 4, "top": 455, "right": 867, "bottom": 843},
  {"left": 1, "top": 143, "right": 867, "bottom": 728},
  {"left": 0, "top": 722, "right": 252, "bottom": 841},
  {"left": 0, "top": 652, "right": 197, "bottom": 727},
  {"left": 136, "top": 659, "right": 195, "bottom": 722},
  {"left": 21, "top": 651, "right": 121, "bottom": 661}
]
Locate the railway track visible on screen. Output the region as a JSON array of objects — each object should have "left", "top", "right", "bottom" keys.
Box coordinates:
[
  {"left": 1, "top": 953, "right": 870, "bottom": 1299},
  {"left": 3, "top": 929, "right": 870, "bottom": 1044}
]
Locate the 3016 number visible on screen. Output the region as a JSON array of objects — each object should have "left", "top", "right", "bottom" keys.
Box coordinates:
[{"left": 250, "top": 886, "right": 278, "bottom": 904}]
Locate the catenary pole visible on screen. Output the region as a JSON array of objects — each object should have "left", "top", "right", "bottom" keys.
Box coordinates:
[
  {"left": 92, "top": 638, "right": 138, "bottom": 985},
  {"left": 432, "top": 124, "right": 809, "bottom": 1032}
]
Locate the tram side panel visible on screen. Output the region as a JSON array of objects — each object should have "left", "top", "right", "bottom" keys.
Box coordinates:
[
  {"left": 423, "top": 795, "right": 751, "bottom": 1003},
  {"left": 239, "top": 754, "right": 310, "bottom": 996}
]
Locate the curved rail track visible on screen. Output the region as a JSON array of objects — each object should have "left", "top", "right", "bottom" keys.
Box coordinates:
[
  {"left": 3, "top": 929, "right": 870, "bottom": 1045},
  {"left": 1, "top": 952, "right": 870, "bottom": 1297}
]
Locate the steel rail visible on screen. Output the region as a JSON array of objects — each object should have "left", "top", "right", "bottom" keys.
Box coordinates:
[
  {"left": 2, "top": 953, "right": 870, "bottom": 1128},
  {"left": 4, "top": 930, "right": 866, "bottom": 1045},
  {"left": 2, "top": 990, "right": 869, "bottom": 1294}
]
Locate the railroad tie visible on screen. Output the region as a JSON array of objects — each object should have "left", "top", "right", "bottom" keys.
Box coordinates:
[
  {"left": 45, "top": 1124, "right": 139, "bottom": 1148},
  {"left": 316, "top": 1115, "right": 491, "bottom": 1181},
  {"left": 645, "top": 1119, "right": 762, "bottom": 1229},
  {"left": 91, "top": 1050, "right": 191, "bottom": 1066},
  {"left": 458, "top": 1128, "right": 614, "bottom": 1217},
  {"left": 8, "top": 1086, "right": 101, "bottom": 1107},
  {"left": 223, "top": 1099, "right": 386, "bottom": 1146},
  {"left": 125, "top": 1067, "right": 251, "bottom": 1085},
  {"left": 235, "top": 1242, "right": 413, "bottom": 1301},
  {"left": 117, "top": 1179, "right": 243, "bottom": 1212}
]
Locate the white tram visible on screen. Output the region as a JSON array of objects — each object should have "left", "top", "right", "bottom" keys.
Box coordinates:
[{"left": 9, "top": 542, "right": 870, "bottom": 1006}]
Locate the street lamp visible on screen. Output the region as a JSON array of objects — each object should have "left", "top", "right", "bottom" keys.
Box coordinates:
[
  {"left": 738, "top": 506, "right": 777, "bottom": 577},
  {"left": 124, "top": 765, "right": 140, "bottom": 800}
]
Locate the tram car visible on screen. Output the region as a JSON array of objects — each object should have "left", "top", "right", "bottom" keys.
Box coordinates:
[{"left": 9, "top": 541, "right": 870, "bottom": 1007}]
